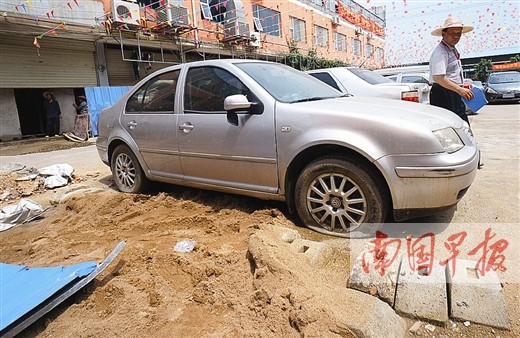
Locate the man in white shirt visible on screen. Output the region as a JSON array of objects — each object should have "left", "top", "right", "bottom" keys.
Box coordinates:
[{"left": 429, "top": 17, "right": 475, "bottom": 124}]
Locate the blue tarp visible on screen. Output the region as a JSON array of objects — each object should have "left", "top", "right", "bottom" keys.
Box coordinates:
[
  {"left": 0, "top": 261, "right": 97, "bottom": 331},
  {"left": 85, "top": 86, "right": 132, "bottom": 136}
]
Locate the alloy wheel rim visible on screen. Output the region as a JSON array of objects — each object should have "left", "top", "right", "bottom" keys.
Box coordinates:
[
  {"left": 115, "top": 153, "right": 136, "bottom": 189},
  {"left": 306, "top": 173, "right": 367, "bottom": 233}
]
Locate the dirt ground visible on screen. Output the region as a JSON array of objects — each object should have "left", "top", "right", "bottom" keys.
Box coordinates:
[{"left": 1, "top": 106, "right": 519, "bottom": 338}]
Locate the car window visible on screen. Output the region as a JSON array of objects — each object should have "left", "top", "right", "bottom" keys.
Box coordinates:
[
  {"left": 488, "top": 72, "right": 520, "bottom": 84},
  {"left": 184, "top": 66, "right": 250, "bottom": 113},
  {"left": 308, "top": 72, "right": 341, "bottom": 91},
  {"left": 387, "top": 75, "right": 397, "bottom": 82},
  {"left": 236, "top": 62, "right": 342, "bottom": 103},
  {"left": 126, "top": 70, "right": 179, "bottom": 113},
  {"left": 402, "top": 76, "right": 429, "bottom": 84},
  {"left": 347, "top": 68, "right": 394, "bottom": 85}
]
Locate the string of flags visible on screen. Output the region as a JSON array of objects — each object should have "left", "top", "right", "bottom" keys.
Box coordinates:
[
  {"left": 33, "top": 22, "right": 67, "bottom": 55},
  {"left": 2, "top": 0, "right": 516, "bottom": 65}
]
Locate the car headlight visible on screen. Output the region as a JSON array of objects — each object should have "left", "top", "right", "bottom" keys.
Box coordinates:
[
  {"left": 433, "top": 128, "right": 464, "bottom": 153},
  {"left": 486, "top": 87, "right": 498, "bottom": 94}
]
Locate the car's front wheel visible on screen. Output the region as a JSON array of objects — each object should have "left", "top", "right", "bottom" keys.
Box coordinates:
[
  {"left": 295, "top": 156, "right": 388, "bottom": 238},
  {"left": 111, "top": 144, "right": 148, "bottom": 193}
]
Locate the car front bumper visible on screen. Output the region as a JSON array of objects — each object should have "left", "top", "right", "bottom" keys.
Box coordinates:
[
  {"left": 376, "top": 146, "right": 481, "bottom": 215},
  {"left": 485, "top": 92, "right": 520, "bottom": 102}
]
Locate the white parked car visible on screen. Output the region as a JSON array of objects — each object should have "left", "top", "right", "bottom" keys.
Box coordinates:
[
  {"left": 387, "top": 72, "right": 431, "bottom": 86},
  {"left": 307, "top": 67, "right": 430, "bottom": 104}
]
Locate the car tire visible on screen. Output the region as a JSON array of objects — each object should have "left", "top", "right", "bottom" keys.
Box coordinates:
[
  {"left": 111, "top": 144, "right": 149, "bottom": 193},
  {"left": 295, "top": 156, "right": 388, "bottom": 238}
]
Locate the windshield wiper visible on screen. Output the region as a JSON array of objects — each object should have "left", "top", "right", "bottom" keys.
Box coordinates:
[{"left": 291, "top": 96, "right": 337, "bottom": 103}]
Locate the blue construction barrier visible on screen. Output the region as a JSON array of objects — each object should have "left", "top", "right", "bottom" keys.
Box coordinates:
[{"left": 84, "top": 86, "right": 132, "bottom": 136}]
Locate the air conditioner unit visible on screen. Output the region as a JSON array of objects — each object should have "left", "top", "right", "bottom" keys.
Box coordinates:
[
  {"left": 249, "top": 31, "right": 261, "bottom": 47},
  {"left": 355, "top": 27, "right": 363, "bottom": 35},
  {"left": 157, "top": 4, "right": 190, "bottom": 25},
  {"left": 112, "top": 0, "right": 140, "bottom": 26},
  {"left": 224, "top": 20, "right": 250, "bottom": 38},
  {"left": 332, "top": 15, "right": 341, "bottom": 25}
]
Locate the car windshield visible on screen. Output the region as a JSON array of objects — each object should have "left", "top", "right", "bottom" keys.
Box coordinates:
[
  {"left": 235, "top": 62, "right": 343, "bottom": 103},
  {"left": 347, "top": 67, "right": 394, "bottom": 84},
  {"left": 488, "top": 72, "right": 520, "bottom": 84}
]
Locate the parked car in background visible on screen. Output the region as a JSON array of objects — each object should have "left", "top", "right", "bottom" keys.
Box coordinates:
[
  {"left": 386, "top": 72, "right": 431, "bottom": 86},
  {"left": 97, "top": 59, "right": 480, "bottom": 238},
  {"left": 484, "top": 71, "right": 520, "bottom": 103},
  {"left": 307, "top": 67, "right": 430, "bottom": 104}
]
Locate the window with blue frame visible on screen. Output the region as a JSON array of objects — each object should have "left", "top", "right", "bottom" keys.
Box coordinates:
[
  {"left": 200, "top": 0, "right": 228, "bottom": 23},
  {"left": 252, "top": 4, "right": 281, "bottom": 36}
]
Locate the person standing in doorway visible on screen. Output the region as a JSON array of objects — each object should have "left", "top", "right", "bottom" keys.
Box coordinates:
[
  {"left": 42, "top": 91, "right": 62, "bottom": 136},
  {"left": 429, "top": 17, "right": 474, "bottom": 124},
  {"left": 73, "top": 95, "right": 88, "bottom": 114}
]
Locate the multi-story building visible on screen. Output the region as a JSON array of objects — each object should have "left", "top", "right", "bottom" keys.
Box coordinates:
[{"left": 0, "top": 0, "right": 385, "bottom": 140}]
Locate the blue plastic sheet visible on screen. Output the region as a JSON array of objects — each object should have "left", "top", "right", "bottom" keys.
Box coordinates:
[
  {"left": 0, "top": 261, "right": 97, "bottom": 331},
  {"left": 85, "top": 86, "right": 132, "bottom": 136}
]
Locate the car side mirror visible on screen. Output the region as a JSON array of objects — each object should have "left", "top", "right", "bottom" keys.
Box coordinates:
[
  {"left": 224, "top": 94, "right": 264, "bottom": 126},
  {"left": 224, "top": 95, "right": 252, "bottom": 112}
]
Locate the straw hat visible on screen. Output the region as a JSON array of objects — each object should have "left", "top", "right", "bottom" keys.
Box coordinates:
[
  {"left": 431, "top": 17, "right": 474, "bottom": 36},
  {"left": 43, "top": 91, "right": 55, "bottom": 99}
]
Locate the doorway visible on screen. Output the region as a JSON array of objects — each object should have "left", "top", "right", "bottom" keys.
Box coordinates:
[{"left": 14, "top": 89, "right": 46, "bottom": 137}]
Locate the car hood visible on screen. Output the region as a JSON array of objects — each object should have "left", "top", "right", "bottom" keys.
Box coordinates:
[
  {"left": 486, "top": 82, "right": 520, "bottom": 93},
  {"left": 292, "top": 96, "right": 463, "bottom": 131}
]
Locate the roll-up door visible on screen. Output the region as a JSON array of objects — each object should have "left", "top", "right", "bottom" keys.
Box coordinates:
[
  {"left": 0, "top": 35, "right": 97, "bottom": 88},
  {"left": 105, "top": 45, "right": 181, "bottom": 86}
]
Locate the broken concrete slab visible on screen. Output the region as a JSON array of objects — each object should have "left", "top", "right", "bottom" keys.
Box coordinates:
[
  {"left": 248, "top": 224, "right": 407, "bottom": 338},
  {"left": 394, "top": 259, "right": 449, "bottom": 323},
  {"left": 289, "top": 238, "right": 330, "bottom": 266},
  {"left": 448, "top": 259, "right": 510, "bottom": 330},
  {"left": 347, "top": 245, "right": 402, "bottom": 306}
]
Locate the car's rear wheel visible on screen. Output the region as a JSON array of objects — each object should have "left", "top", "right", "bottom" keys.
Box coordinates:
[
  {"left": 295, "top": 156, "right": 388, "bottom": 238},
  {"left": 111, "top": 144, "right": 148, "bottom": 193}
]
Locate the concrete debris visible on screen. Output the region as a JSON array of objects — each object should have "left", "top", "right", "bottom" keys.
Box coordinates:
[
  {"left": 347, "top": 244, "right": 401, "bottom": 306},
  {"left": 408, "top": 321, "right": 422, "bottom": 334},
  {"left": 348, "top": 255, "right": 510, "bottom": 330},
  {"left": 424, "top": 323, "right": 436, "bottom": 332},
  {"left": 448, "top": 259, "right": 510, "bottom": 330}
]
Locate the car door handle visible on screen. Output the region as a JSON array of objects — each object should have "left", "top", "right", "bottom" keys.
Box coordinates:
[
  {"left": 179, "top": 123, "right": 194, "bottom": 132},
  {"left": 127, "top": 120, "right": 138, "bottom": 129}
]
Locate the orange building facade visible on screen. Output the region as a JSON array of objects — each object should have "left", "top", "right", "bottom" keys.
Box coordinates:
[{"left": 104, "top": 0, "right": 386, "bottom": 69}]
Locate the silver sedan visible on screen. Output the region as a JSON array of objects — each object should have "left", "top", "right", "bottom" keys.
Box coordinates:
[{"left": 96, "top": 60, "right": 481, "bottom": 238}]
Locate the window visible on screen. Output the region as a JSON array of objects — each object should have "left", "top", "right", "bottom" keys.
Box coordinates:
[
  {"left": 126, "top": 70, "right": 179, "bottom": 113},
  {"left": 334, "top": 32, "right": 346, "bottom": 51},
  {"left": 308, "top": 72, "right": 341, "bottom": 91},
  {"left": 290, "top": 17, "right": 306, "bottom": 42},
  {"left": 402, "top": 75, "right": 430, "bottom": 84},
  {"left": 184, "top": 67, "right": 250, "bottom": 113},
  {"left": 314, "top": 25, "right": 328, "bottom": 47},
  {"left": 200, "top": 0, "right": 228, "bottom": 23},
  {"left": 253, "top": 17, "right": 263, "bottom": 32},
  {"left": 252, "top": 4, "right": 281, "bottom": 36},
  {"left": 365, "top": 44, "right": 373, "bottom": 58},
  {"left": 376, "top": 47, "right": 384, "bottom": 62},
  {"left": 309, "top": 0, "right": 335, "bottom": 11},
  {"left": 353, "top": 38, "right": 361, "bottom": 55}
]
